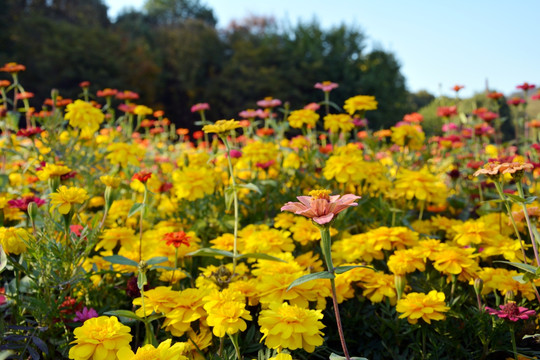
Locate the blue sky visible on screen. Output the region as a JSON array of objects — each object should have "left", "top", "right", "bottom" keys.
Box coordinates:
[{"left": 105, "top": 0, "right": 539, "bottom": 98}]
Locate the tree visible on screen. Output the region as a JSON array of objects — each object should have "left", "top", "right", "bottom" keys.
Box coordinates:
[{"left": 144, "top": 0, "right": 216, "bottom": 26}]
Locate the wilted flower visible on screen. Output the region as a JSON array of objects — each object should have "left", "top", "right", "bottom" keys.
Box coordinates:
[{"left": 281, "top": 189, "right": 360, "bottom": 225}]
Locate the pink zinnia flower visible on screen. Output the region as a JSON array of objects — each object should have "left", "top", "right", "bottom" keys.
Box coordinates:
[
  {"left": 256, "top": 97, "right": 281, "bottom": 108},
  {"left": 191, "top": 103, "right": 210, "bottom": 113},
  {"left": 304, "top": 102, "right": 321, "bottom": 111},
  {"left": 485, "top": 302, "right": 535, "bottom": 322},
  {"left": 314, "top": 81, "right": 339, "bottom": 92},
  {"left": 516, "top": 82, "right": 535, "bottom": 91},
  {"left": 8, "top": 196, "right": 46, "bottom": 212},
  {"left": 281, "top": 190, "right": 360, "bottom": 225},
  {"left": 442, "top": 123, "right": 458, "bottom": 132}
]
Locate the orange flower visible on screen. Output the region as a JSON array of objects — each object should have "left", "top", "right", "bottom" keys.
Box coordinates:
[
  {"left": 163, "top": 231, "right": 191, "bottom": 248},
  {"left": 0, "top": 62, "right": 26, "bottom": 73},
  {"left": 132, "top": 171, "right": 152, "bottom": 184}
]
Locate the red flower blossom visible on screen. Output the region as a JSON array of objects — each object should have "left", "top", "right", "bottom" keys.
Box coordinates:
[
  {"left": 97, "top": 88, "right": 118, "bottom": 97},
  {"left": 17, "top": 127, "right": 43, "bottom": 137},
  {"left": 163, "top": 231, "right": 191, "bottom": 248},
  {"left": 8, "top": 196, "right": 46, "bottom": 211},
  {"left": 437, "top": 106, "right": 458, "bottom": 118},
  {"left": 403, "top": 112, "right": 423, "bottom": 123},
  {"left": 507, "top": 97, "right": 525, "bottom": 106},
  {"left": 15, "top": 92, "right": 34, "bottom": 100},
  {"left": 452, "top": 85, "right": 464, "bottom": 92},
  {"left": 0, "top": 80, "right": 11, "bottom": 88},
  {"left": 132, "top": 171, "right": 152, "bottom": 184},
  {"left": 79, "top": 81, "right": 90, "bottom": 88},
  {"left": 516, "top": 82, "right": 535, "bottom": 91},
  {"left": 478, "top": 111, "right": 498, "bottom": 122},
  {"left": 485, "top": 302, "right": 535, "bottom": 322},
  {"left": 116, "top": 91, "right": 139, "bottom": 100},
  {"left": 0, "top": 62, "right": 26, "bottom": 73},
  {"left": 486, "top": 91, "right": 504, "bottom": 100}
]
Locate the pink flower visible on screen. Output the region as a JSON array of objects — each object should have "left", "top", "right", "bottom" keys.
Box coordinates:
[
  {"left": 191, "top": 103, "right": 210, "bottom": 113},
  {"left": 73, "top": 307, "right": 98, "bottom": 323},
  {"left": 442, "top": 123, "right": 458, "bottom": 132},
  {"left": 485, "top": 302, "right": 535, "bottom": 322},
  {"left": 516, "top": 82, "right": 535, "bottom": 91},
  {"left": 314, "top": 81, "right": 339, "bottom": 92},
  {"left": 437, "top": 106, "right": 458, "bottom": 118},
  {"left": 304, "top": 102, "right": 321, "bottom": 111},
  {"left": 281, "top": 190, "right": 360, "bottom": 225},
  {"left": 8, "top": 196, "right": 46, "bottom": 212},
  {"left": 256, "top": 97, "right": 281, "bottom": 108}
]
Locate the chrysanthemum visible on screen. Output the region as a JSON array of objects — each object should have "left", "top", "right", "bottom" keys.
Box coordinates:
[
  {"left": 96, "top": 227, "right": 136, "bottom": 251},
  {"left": 287, "top": 109, "right": 319, "bottom": 128},
  {"left": 116, "top": 339, "right": 188, "bottom": 360},
  {"left": 396, "top": 290, "right": 449, "bottom": 324},
  {"left": 49, "top": 186, "right": 89, "bottom": 215},
  {"left": 65, "top": 99, "right": 104, "bottom": 133},
  {"left": 258, "top": 302, "right": 325, "bottom": 353},
  {"left": 273, "top": 212, "right": 297, "bottom": 229},
  {"left": 36, "top": 163, "right": 72, "bottom": 181},
  {"left": 242, "top": 226, "right": 294, "bottom": 254},
  {"left": 331, "top": 234, "right": 384, "bottom": 264},
  {"left": 205, "top": 298, "right": 252, "bottom": 337},
  {"left": 343, "top": 95, "right": 378, "bottom": 115},
  {"left": 241, "top": 141, "right": 278, "bottom": 166},
  {"left": 202, "top": 119, "right": 241, "bottom": 135},
  {"left": 323, "top": 153, "right": 365, "bottom": 184},
  {"left": 68, "top": 316, "right": 132, "bottom": 360}
]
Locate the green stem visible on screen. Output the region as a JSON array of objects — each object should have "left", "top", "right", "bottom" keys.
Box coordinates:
[
  {"left": 228, "top": 333, "right": 242, "bottom": 360},
  {"left": 223, "top": 138, "right": 239, "bottom": 274},
  {"left": 516, "top": 181, "right": 540, "bottom": 267},
  {"left": 510, "top": 325, "right": 518, "bottom": 360},
  {"left": 422, "top": 324, "right": 427, "bottom": 360}
]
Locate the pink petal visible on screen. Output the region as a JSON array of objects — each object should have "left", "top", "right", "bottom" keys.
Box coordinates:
[
  {"left": 281, "top": 202, "right": 308, "bottom": 213},
  {"left": 313, "top": 213, "right": 335, "bottom": 225},
  {"left": 311, "top": 198, "right": 330, "bottom": 217},
  {"left": 297, "top": 196, "right": 312, "bottom": 207}
]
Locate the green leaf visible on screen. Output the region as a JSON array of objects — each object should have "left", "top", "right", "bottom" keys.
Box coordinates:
[
  {"left": 334, "top": 265, "right": 371, "bottom": 274},
  {"left": 103, "top": 255, "right": 138, "bottom": 267},
  {"left": 0, "top": 247, "right": 6, "bottom": 273},
  {"left": 525, "top": 196, "right": 538, "bottom": 204},
  {"left": 287, "top": 271, "right": 334, "bottom": 291},
  {"left": 224, "top": 187, "right": 235, "bottom": 211},
  {"left": 186, "top": 248, "right": 234, "bottom": 258},
  {"left": 495, "top": 260, "right": 537, "bottom": 274},
  {"left": 0, "top": 175, "right": 8, "bottom": 189},
  {"left": 128, "top": 203, "right": 144, "bottom": 217},
  {"left": 105, "top": 310, "right": 143, "bottom": 321},
  {"left": 145, "top": 256, "right": 168, "bottom": 266},
  {"left": 236, "top": 253, "right": 286, "bottom": 262},
  {"left": 239, "top": 183, "right": 262, "bottom": 194},
  {"left": 505, "top": 193, "right": 526, "bottom": 203}
]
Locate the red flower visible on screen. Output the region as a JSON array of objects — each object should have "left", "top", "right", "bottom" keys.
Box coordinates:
[
  {"left": 79, "top": 81, "right": 90, "bottom": 88},
  {"left": 436, "top": 106, "right": 458, "bottom": 118},
  {"left": 163, "top": 231, "right": 191, "bottom": 248},
  {"left": 507, "top": 97, "right": 525, "bottom": 106},
  {"left": 403, "top": 112, "right": 423, "bottom": 123},
  {"left": 452, "top": 85, "right": 464, "bottom": 92},
  {"left": 15, "top": 92, "right": 34, "bottom": 100},
  {"left": 132, "top": 171, "right": 152, "bottom": 184},
  {"left": 116, "top": 91, "right": 139, "bottom": 100},
  {"left": 97, "top": 88, "right": 118, "bottom": 97},
  {"left": 0, "top": 62, "right": 26, "bottom": 73},
  {"left": 516, "top": 82, "right": 535, "bottom": 91},
  {"left": 478, "top": 111, "right": 498, "bottom": 122},
  {"left": 8, "top": 196, "right": 46, "bottom": 211},
  {"left": 0, "top": 80, "right": 11, "bottom": 88},
  {"left": 486, "top": 91, "right": 504, "bottom": 100},
  {"left": 17, "top": 127, "right": 43, "bottom": 137}
]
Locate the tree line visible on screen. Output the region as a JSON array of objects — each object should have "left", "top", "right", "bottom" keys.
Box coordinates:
[{"left": 0, "top": 0, "right": 429, "bottom": 129}]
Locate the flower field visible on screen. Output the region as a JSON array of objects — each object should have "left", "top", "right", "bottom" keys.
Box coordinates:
[{"left": 2, "top": 63, "right": 540, "bottom": 360}]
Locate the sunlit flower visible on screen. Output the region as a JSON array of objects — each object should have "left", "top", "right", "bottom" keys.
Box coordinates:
[
  {"left": 0, "top": 227, "right": 29, "bottom": 255},
  {"left": 360, "top": 272, "right": 397, "bottom": 303},
  {"left": 68, "top": 316, "right": 132, "bottom": 360},
  {"left": 387, "top": 248, "right": 426, "bottom": 275},
  {"left": 396, "top": 290, "right": 449, "bottom": 324},
  {"left": 116, "top": 339, "right": 188, "bottom": 360},
  {"left": 65, "top": 99, "right": 104, "bottom": 133},
  {"left": 36, "top": 163, "right": 72, "bottom": 181},
  {"left": 202, "top": 119, "right": 241, "bottom": 135},
  {"left": 324, "top": 114, "right": 354, "bottom": 133},
  {"left": 394, "top": 168, "right": 448, "bottom": 205},
  {"left": 172, "top": 165, "right": 217, "bottom": 201},
  {"left": 133, "top": 286, "right": 179, "bottom": 317},
  {"left": 163, "top": 231, "right": 191, "bottom": 248},
  {"left": 281, "top": 189, "right": 360, "bottom": 225},
  {"left": 391, "top": 124, "right": 425, "bottom": 150},
  {"left": 49, "top": 186, "right": 89, "bottom": 215},
  {"left": 258, "top": 302, "right": 325, "bottom": 353}
]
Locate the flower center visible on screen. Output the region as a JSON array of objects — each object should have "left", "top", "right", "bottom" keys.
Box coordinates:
[
  {"left": 502, "top": 301, "right": 519, "bottom": 317},
  {"left": 308, "top": 189, "right": 331, "bottom": 200}
]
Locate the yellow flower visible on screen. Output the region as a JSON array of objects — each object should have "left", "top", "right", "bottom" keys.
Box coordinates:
[
  {"left": 273, "top": 212, "right": 297, "bottom": 229},
  {"left": 241, "top": 141, "right": 278, "bottom": 166},
  {"left": 323, "top": 153, "right": 364, "bottom": 184},
  {"left": 343, "top": 95, "right": 378, "bottom": 115},
  {"left": 394, "top": 168, "right": 448, "bottom": 205},
  {"left": 163, "top": 288, "right": 208, "bottom": 337},
  {"left": 97, "top": 227, "right": 136, "bottom": 251},
  {"left": 391, "top": 124, "right": 425, "bottom": 150},
  {"left": 360, "top": 272, "right": 397, "bottom": 303},
  {"left": 49, "top": 186, "right": 89, "bottom": 215},
  {"left": 0, "top": 227, "right": 29, "bottom": 255},
  {"left": 258, "top": 302, "right": 325, "bottom": 353},
  {"left": 396, "top": 290, "right": 449, "bottom": 324},
  {"left": 364, "top": 226, "right": 419, "bottom": 251},
  {"left": 287, "top": 109, "right": 319, "bottom": 129},
  {"left": 36, "top": 163, "right": 71, "bottom": 181},
  {"left": 269, "top": 354, "right": 293, "bottom": 360},
  {"left": 283, "top": 152, "right": 301, "bottom": 169},
  {"left": 205, "top": 299, "right": 252, "bottom": 337},
  {"left": 133, "top": 286, "right": 179, "bottom": 317},
  {"left": 331, "top": 234, "right": 383, "bottom": 264},
  {"left": 116, "top": 339, "right": 188, "bottom": 360},
  {"left": 68, "top": 316, "right": 132, "bottom": 360},
  {"left": 172, "top": 165, "right": 217, "bottom": 201},
  {"left": 65, "top": 99, "right": 104, "bottom": 133},
  {"left": 431, "top": 245, "right": 479, "bottom": 281},
  {"left": 106, "top": 143, "right": 145, "bottom": 168},
  {"left": 324, "top": 114, "right": 354, "bottom": 133},
  {"left": 133, "top": 105, "right": 153, "bottom": 116},
  {"left": 202, "top": 119, "right": 241, "bottom": 134},
  {"left": 452, "top": 220, "right": 503, "bottom": 246},
  {"left": 387, "top": 248, "right": 426, "bottom": 275},
  {"left": 242, "top": 226, "right": 294, "bottom": 254},
  {"left": 100, "top": 175, "right": 122, "bottom": 188}
]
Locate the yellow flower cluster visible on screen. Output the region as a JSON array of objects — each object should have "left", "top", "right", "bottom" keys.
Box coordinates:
[{"left": 287, "top": 109, "right": 319, "bottom": 128}]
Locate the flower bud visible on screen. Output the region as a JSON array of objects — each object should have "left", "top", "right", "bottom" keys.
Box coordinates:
[
  {"left": 505, "top": 290, "right": 515, "bottom": 303},
  {"left": 104, "top": 186, "right": 115, "bottom": 212},
  {"left": 48, "top": 176, "right": 60, "bottom": 193},
  {"left": 473, "top": 278, "right": 483, "bottom": 296},
  {"left": 394, "top": 275, "right": 406, "bottom": 300},
  {"left": 27, "top": 201, "right": 38, "bottom": 225}
]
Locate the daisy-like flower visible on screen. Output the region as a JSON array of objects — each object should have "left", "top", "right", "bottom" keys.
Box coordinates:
[
  {"left": 281, "top": 189, "right": 360, "bottom": 225},
  {"left": 396, "top": 290, "right": 450, "bottom": 324},
  {"left": 258, "top": 302, "right": 325, "bottom": 353},
  {"left": 485, "top": 301, "right": 535, "bottom": 322},
  {"left": 49, "top": 186, "right": 89, "bottom": 215},
  {"left": 116, "top": 339, "right": 188, "bottom": 360},
  {"left": 68, "top": 316, "right": 132, "bottom": 360},
  {"left": 163, "top": 231, "right": 191, "bottom": 248},
  {"left": 202, "top": 119, "right": 241, "bottom": 135},
  {"left": 314, "top": 81, "right": 339, "bottom": 92}
]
